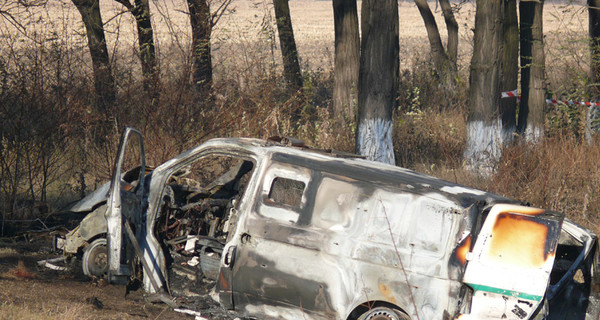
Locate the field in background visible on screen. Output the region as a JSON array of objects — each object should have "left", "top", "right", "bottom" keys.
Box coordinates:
[
  {"left": 1, "top": 1, "right": 589, "bottom": 79},
  {"left": 0, "top": 0, "right": 598, "bottom": 233}
]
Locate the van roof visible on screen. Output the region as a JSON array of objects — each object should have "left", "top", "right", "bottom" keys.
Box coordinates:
[{"left": 202, "top": 137, "right": 512, "bottom": 208}]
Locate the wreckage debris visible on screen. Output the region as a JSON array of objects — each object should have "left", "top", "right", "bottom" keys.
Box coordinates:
[{"left": 37, "top": 256, "right": 68, "bottom": 271}]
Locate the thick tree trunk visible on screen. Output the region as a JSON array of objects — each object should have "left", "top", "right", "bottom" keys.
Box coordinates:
[
  {"left": 464, "top": 0, "right": 504, "bottom": 171},
  {"left": 500, "top": 0, "right": 518, "bottom": 139},
  {"left": 518, "top": 0, "right": 545, "bottom": 141},
  {"left": 590, "top": 0, "right": 600, "bottom": 93},
  {"left": 439, "top": 0, "right": 458, "bottom": 64},
  {"left": 131, "top": 0, "right": 158, "bottom": 93},
  {"left": 355, "top": 0, "right": 399, "bottom": 165},
  {"left": 273, "top": 0, "right": 303, "bottom": 92},
  {"left": 588, "top": 0, "right": 600, "bottom": 142},
  {"left": 332, "top": 0, "right": 359, "bottom": 123},
  {"left": 414, "top": 0, "right": 451, "bottom": 72},
  {"left": 188, "top": 0, "right": 212, "bottom": 93},
  {"left": 72, "top": 0, "right": 116, "bottom": 114}
]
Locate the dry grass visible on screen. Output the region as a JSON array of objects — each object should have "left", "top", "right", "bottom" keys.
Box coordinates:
[
  {"left": 0, "top": 301, "right": 90, "bottom": 320},
  {"left": 414, "top": 131, "right": 600, "bottom": 235}
]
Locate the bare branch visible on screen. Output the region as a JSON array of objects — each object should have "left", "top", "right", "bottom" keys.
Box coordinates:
[
  {"left": 0, "top": 9, "right": 27, "bottom": 34},
  {"left": 211, "top": 0, "right": 233, "bottom": 27},
  {"left": 103, "top": 8, "right": 130, "bottom": 25},
  {"left": 17, "top": 0, "right": 47, "bottom": 7}
]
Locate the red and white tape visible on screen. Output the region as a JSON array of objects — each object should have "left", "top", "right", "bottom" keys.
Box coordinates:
[
  {"left": 501, "top": 89, "right": 519, "bottom": 98},
  {"left": 501, "top": 89, "right": 600, "bottom": 107}
]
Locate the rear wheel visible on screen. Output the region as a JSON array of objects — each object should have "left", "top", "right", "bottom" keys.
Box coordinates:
[
  {"left": 82, "top": 238, "right": 108, "bottom": 277},
  {"left": 357, "top": 307, "right": 409, "bottom": 320}
]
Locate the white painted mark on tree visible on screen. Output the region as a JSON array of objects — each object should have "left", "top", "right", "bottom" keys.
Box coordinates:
[
  {"left": 523, "top": 125, "right": 543, "bottom": 143},
  {"left": 357, "top": 118, "right": 395, "bottom": 165},
  {"left": 463, "top": 119, "right": 510, "bottom": 173}
]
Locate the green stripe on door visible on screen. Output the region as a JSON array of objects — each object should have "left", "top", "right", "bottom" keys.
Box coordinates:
[{"left": 466, "top": 283, "right": 543, "bottom": 301}]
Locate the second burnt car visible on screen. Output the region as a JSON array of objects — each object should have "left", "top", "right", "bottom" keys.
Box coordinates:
[{"left": 56, "top": 127, "right": 600, "bottom": 320}]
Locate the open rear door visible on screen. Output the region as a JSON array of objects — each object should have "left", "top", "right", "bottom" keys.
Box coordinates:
[
  {"left": 461, "top": 204, "right": 563, "bottom": 320},
  {"left": 105, "top": 127, "right": 145, "bottom": 284}
]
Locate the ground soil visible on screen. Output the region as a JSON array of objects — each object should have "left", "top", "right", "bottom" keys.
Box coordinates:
[{"left": 0, "top": 232, "right": 247, "bottom": 320}]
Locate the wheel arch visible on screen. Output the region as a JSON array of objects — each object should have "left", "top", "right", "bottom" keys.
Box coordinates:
[
  {"left": 78, "top": 204, "right": 108, "bottom": 242},
  {"left": 80, "top": 232, "right": 107, "bottom": 254}
]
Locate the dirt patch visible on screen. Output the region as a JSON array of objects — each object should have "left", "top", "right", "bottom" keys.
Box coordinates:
[{"left": 0, "top": 235, "right": 249, "bottom": 320}]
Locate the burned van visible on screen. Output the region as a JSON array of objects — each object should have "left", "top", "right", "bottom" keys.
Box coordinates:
[{"left": 57, "top": 127, "right": 600, "bottom": 320}]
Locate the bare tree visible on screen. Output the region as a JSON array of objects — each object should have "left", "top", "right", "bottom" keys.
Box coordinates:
[
  {"left": 413, "top": 0, "right": 458, "bottom": 75},
  {"left": 500, "top": 0, "right": 518, "bottom": 137},
  {"left": 273, "top": 0, "right": 303, "bottom": 92},
  {"left": 589, "top": 0, "right": 600, "bottom": 94},
  {"left": 114, "top": 0, "right": 158, "bottom": 93},
  {"left": 518, "top": 0, "right": 545, "bottom": 141},
  {"left": 332, "top": 0, "right": 359, "bottom": 124},
  {"left": 188, "top": 0, "right": 212, "bottom": 92},
  {"left": 72, "top": 0, "right": 116, "bottom": 113},
  {"left": 463, "top": 0, "right": 505, "bottom": 170},
  {"left": 186, "top": 0, "right": 231, "bottom": 93},
  {"left": 355, "top": 0, "right": 399, "bottom": 165},
  {"left": 439, "top": 0, "right": 458, "bottom": 65}
]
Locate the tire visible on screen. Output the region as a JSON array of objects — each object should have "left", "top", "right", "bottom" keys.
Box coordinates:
[
  {"left": 82, "top": 238, "right": 108, "bottom": 277},
  {"left": 357, "top": 307, "right": 410, "bottom": 320}
]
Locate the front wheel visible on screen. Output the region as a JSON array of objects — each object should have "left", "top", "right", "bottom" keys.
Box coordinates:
[
  {"left": 82, "top": 238, "right": 108, "bottom": 277},
  {"left": 357, "top": 307, "right": 410, "bottom": 320}
]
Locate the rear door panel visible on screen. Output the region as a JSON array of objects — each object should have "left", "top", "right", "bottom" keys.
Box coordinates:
[{"left": 463, "top": 204, "right": 563, "bottom": 320}]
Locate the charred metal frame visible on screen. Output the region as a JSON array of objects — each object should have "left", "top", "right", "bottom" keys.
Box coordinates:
[{"left": 58, "top": 128, "right": 600, "bottom": 320}]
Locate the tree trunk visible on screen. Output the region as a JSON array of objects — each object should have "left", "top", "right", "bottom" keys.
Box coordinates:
[
  {"left": 588, "top": 0, "right": 600, "bottom": 142},
  {"left": 72, "top": 0, "right": 116, "bottom": 114},
  {"left": 355, "top": 0, "right": 399, "bottom": 165},
  {"left": 464, "top": 0, "right": 504, "bottom": 171},
  {"left": 131, "top": 0, "right": 158, "bottom": 93},
  {"left": 273, "top": 0, "right": 303, "bottom": 92},
  {"left": 332, "top": 0, "right": 359, "bottom": 123},
  {"left": 518, "top": 0, "right": 545, "bottom": 141},
  {"left": 500, "top": 0, "right": 518, "bottom": 139},
  {"left": 414, "top": 0, "right": 451, "bottom": 72},
  {"left": 188, "top": 0, "right": 213, "bottom": 93},
  {"left": 439, "top": 0, "right": 458, "bottom": 64},
  {"left": 590, "top": 0, "right": 600, "bottom": 94}
]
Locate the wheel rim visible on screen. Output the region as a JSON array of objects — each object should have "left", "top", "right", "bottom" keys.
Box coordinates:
[
  {"left": 88, "top": 245, "right": 107, "bottom": 276},
  {"left": 83, "top": 239, "right": 108, "bottom": 277},
  {"left": 363, "top": 308, "right": 402, "bottom": 320}
]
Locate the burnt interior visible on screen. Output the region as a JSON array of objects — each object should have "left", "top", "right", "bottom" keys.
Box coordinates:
[
  {"left": 153, "top": 155, "right": 254, "bottom": 295},
  {"left": 546, "top": 228, "right": 598, "bottom": 320},
  {"left": 550, "top": 229, "right": 584, "bottom": 285}
]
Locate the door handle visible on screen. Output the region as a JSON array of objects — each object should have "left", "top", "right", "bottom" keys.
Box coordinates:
[{"left": 223, "top": 245, "right": 236, "bottom": 269}]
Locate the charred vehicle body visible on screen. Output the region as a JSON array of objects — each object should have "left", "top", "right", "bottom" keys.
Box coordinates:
[{"left": 56, "top": 127, "right": 600, "bottom": 320}]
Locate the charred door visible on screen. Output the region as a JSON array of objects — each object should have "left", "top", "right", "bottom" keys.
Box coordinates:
[
  {"left": 105, "top": 127, "right": 146, "bottom": 284},
  {"left": 227, "top": 161, "right": 335, "bottom": 318}
]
